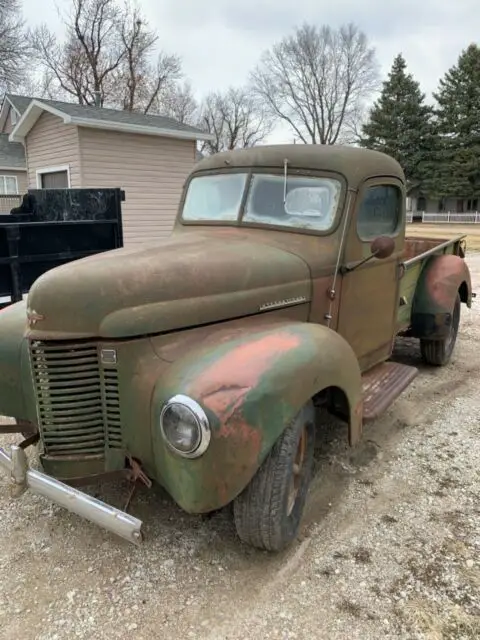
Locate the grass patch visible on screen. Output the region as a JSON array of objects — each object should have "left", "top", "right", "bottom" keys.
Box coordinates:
[
  {"left": 407, "top": 223, "right": 480, "bottom": 251},
  {"left": 396, "top": 599, "right": 480, "bottom": 640}
]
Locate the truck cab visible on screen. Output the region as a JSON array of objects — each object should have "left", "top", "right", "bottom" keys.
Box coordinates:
[{"left": 0, "top": 145, "right": 473, "bottom": 551}]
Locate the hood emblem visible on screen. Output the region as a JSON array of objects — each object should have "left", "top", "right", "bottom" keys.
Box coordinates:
[
  {"left": 259, "top": 296, "right": 308, "bottom": 312},
  {"left": 26, "top": 308, "right": 45, "bottom": 327}
]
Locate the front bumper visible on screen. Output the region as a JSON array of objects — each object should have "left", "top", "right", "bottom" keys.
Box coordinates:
[{"left": 0, "top": 445, "right": 143, "bottom": 545}]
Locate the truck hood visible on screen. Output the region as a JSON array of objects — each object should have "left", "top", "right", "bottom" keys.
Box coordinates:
[{"left": 25, "top": 231, "right": 311, "bottom": 338}]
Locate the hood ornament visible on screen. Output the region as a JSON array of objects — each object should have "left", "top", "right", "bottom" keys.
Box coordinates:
[{"left": 26, "top": 308, "right": 45, "bottom": 327}]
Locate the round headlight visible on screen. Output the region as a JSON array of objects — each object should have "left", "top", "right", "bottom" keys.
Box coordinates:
[{"left": 160, "top": 395, "right": 211, "bottom": 458}]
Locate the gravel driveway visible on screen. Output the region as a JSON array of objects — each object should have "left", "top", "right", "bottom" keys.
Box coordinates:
[{"left": 1, "top": 255, "right": 479, "bottom": 640}]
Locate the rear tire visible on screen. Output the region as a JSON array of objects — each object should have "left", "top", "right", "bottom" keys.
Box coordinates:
[
  {"left": 420, "top": 293, "right": 461, "bottom": 366},
  {"left": 233, "top": 401, "right": 315, "bottom": 551}
]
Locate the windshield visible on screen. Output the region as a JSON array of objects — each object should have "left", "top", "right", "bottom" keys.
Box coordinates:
[
  {"left": 181, "top": 172, "right": 341, "bottom": 232},
  {"left": 182, "top": 173, "right": 248, "bottom": 221}
]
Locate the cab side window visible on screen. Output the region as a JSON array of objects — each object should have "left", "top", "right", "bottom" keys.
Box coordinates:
[{"left": 357, "top": 184, "right": 401, "bottom": 240}]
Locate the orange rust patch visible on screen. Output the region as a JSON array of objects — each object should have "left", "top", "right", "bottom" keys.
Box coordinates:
[
  {"left": 200, "top": 386, "right": 250, "bottom": 422},
  {"left": 425, "top": 256, "right": 469, "bottom": 309},
  {"left": 191, "top": 331, "right": 300, "bottom": 465},
  {"left": 191, "top": 330, "right": 301, "bottom": 405},
  {"left": 218, "top": 417, "right": 262, "bottom": 447}
]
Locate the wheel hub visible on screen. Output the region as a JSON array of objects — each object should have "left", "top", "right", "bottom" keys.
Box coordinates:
[{"left": 287, "top": 426, "right": 306, "bottom": 516}]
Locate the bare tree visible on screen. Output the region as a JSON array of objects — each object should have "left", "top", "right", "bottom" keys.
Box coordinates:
[
  {"left": 32, "top": 26, "right": 94, "bottom": 104},
  {"left": 109, "top": 5, "right": 182, "bottom": 113},
  {"left": 0, "top": 0, "right": 31, "bottom": 92},
  {"left": 198, "top": 87, "right": 273, "bottom": 154},
  {"left": 161, "top": 81, "right": 197, "bottom": 124},
  {"left": 251, "top": 23, "right": 380, "bottom": 145},
  {"left": 32, "top": 0, "right": 184, "bottom": 113},
  {"left": 32, "top": 0, "right": 124, "bottom": 105}
]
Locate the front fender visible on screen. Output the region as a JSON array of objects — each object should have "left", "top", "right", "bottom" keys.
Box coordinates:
[
  {"left": 0, "top": 300, "right": 36, "bottom": 421},
  {"left": 151, "top": 321, "right": 363, "bottom": 514},
  {"left": 411, "top": 254, "right": 472, "bottom": 339}
]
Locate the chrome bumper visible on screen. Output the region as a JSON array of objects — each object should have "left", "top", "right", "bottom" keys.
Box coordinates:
[{"left": 0, "top": 445, "right": 143, "bottom": 545}]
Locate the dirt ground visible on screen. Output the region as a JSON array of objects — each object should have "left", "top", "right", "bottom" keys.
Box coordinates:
[{"left": 0, "top": 254, "right": 479, "bottom": 640}]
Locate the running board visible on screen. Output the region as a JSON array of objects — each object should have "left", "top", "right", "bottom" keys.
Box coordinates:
[{"left": 362, "top": 361, "right": 418, "bottom": 421}]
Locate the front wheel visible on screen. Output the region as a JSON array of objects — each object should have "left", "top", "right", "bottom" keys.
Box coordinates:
[
  {"left": 233, "top": 401, "right": 315, "bottom": 551},
  {"left": 420, "top": 293, "right": 461, "bottom": 366}
]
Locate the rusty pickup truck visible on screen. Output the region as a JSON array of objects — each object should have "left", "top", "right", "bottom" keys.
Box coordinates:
[{"left": 0, "top": 145, "right": 473, "bottom": 551}]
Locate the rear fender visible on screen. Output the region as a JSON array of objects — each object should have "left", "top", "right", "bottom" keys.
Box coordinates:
[
  {"left": 151, "top": 321, "right": 363, "bottom": 513},
  {"left": 411, "top": 254, "right": 472, "bottom": 339}
]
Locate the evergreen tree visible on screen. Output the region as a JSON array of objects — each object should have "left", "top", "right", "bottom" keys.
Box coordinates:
[
  {"left": 430, "top": 44, "right": 480, "bottom": 200},
  {"left": 359, "top": 54, "right": 435, "bottom": 189}
]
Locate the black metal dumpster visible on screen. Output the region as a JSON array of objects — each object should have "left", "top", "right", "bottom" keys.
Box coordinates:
[{"left": 0, "top": 188, "right": 124, "bottom": 308}]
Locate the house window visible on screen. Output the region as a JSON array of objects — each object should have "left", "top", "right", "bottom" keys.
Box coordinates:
[
  {"left": 357, "top": 184, "right": 401, "bottom": 240},
  {"left": 0, "top": 175, "right": 18, "bottom": 194},
  {"left": 10, "top": 109, "right": 17, "bottom": 125},
  {"left": 36, "top": 165, "right": 70, "bottom": 189}
]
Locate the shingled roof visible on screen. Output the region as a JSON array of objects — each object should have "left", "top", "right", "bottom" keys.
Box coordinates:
[
  {"left": 5, "top": 94, "right": 212, "bottom": 143},
  {"left": 6, "top": 94, "right": 32, "bottom": 116}
]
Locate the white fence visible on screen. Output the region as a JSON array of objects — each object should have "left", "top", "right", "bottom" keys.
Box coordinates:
[{"left": 406, "top": 211, "right": 480, "bottom": 224}]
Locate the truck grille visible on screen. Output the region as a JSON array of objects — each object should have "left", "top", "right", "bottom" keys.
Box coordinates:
[{"left": 29, "top": 340, "right": 123, "bottom": 456}]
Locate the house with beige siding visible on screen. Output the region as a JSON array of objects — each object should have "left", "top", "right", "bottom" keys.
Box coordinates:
[
  {"left": 0, "top": 94, "right": 212, "bottom": 245},
  {"left": 0, "top": 134, "right": 27, "bottom": 197},
  {"left": 0, "top": 95, "right": 29, "bottom": 211}
]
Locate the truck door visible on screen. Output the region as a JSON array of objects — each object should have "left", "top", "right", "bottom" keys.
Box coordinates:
[{"left": 336, "top": 178, "right": 404, "bottom": 372}]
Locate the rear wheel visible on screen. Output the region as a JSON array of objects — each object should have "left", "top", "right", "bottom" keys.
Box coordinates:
[
  {"left": 420, "top": 293, "right": 461, "bottom": 366},
  {"left": 233, "top": 401, "right": 315, "bottom": 551}
]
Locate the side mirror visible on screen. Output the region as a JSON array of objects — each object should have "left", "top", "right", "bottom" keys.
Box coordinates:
[
  {"left": 370, "top": 236, "right": 395, "bottom": 260},
  {"left": 341, "top": 234, "right": 396, "bottom": 275}
]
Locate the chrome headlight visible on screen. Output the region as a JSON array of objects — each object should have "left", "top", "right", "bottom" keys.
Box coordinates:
[{"left": 159, "top": 394, "right": 211, "bottom": 458}]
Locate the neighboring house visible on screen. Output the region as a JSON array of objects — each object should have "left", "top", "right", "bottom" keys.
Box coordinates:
[
  {"left": 407, "top": 187, "right": 479, "bottom": 214},
  {"left": 0, "top": 134, "right": 27, "bottom": 196},
  {"left": 0, "top": 94, "right": 29, "bottom": 209},
  {"left": 0, "top": 94, "right": 212, "bottom": 245}
]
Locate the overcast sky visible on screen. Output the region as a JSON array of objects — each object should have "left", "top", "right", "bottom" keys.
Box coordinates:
[{"left": 22, "top": 0, "right": 480, "bottom": 142}]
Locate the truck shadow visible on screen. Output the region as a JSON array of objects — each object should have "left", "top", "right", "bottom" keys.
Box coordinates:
[{"left": 390, "top": 335, "right": 429, "bottom": 369}]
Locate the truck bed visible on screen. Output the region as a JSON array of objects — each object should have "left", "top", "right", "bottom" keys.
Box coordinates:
[
  {"left": 403, "top": 235, "right": 465, "bottom": 263},
  {"left": 397, "top": 235, "right": 466, "bottom": 330}
]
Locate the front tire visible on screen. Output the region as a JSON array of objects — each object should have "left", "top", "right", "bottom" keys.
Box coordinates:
[
  {"left": 233, "top": 401, "right": 315, "bottom": 551},
  {"left": 420, "top": 293, "right": 461, "bottom": 366}
]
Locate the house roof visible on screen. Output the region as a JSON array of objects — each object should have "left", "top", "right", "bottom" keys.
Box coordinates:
[
  {"left": 4, "top": 94, "right": 212, "bottom": 143},
  {"left": 6, "top": 94, "right": 32, "bottom": 116},
  {"left": 0, "top": 133, "right": 26, "bottom": 170}
]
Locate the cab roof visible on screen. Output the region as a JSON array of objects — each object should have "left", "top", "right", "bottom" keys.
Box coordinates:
[{"left": 192, "top": 144, "right": 405, "bottom": 189}]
